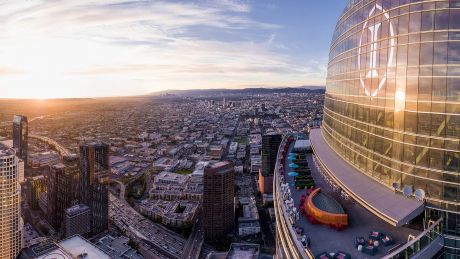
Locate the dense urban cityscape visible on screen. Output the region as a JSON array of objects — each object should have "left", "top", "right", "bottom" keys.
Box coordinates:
[
  {"left": 2, "top": 0, "right": 460, "bottom": 258},
  {"left": 0, "top": 89, "right": 325, "bottom": 259}
]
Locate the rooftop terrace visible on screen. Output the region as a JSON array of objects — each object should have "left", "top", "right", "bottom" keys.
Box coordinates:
[
  {"left": 309, "top": 128, "right": 424, "bottom": 227},
  {"left": 276, "top": 134, "right": 422, "bottom": 258}
]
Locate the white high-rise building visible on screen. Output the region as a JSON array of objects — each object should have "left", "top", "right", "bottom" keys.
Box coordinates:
[{"left": 0, "top": 145, "right": 22, "bottom": 259}]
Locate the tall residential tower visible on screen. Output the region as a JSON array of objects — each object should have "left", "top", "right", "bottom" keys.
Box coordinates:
[
  {"left": 203, "top": 161, "right": 235, "bottom": 240},
  {"left": 0, "top": 145, "right": 22, "bottom": 259},
  {"left": 12, "top": 115, "right": 28, "bottom": 165},
  {"left": 79, "top": 142, "right": 110, "bottom": 236},
  {"left": 259, "top": 134, "right": 282, "bottom": 194},
  {"left": 47, "top": 155, "right": 80, "bottom": 231}
]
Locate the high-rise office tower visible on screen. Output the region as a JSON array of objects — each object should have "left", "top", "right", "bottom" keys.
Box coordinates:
[
  {"left": 12, "top": 115, "right": 28, "bottom": 165},
  {"left": 203, "top": 161, "right": 235, "bottom": 240},
  {"left": 63, "top": 204, "right": 91, "bottom": 238},
  {"left": 259, "top": 134, "right": 282, "bottom": 194},
  {"left": 79, "top": 142, "right": 110, "bottom": 236},
  {"left": 79, "top": 142, "right": 109, "bottom": 202},
  {"left": 275, "top": 2, "right": 460, "bottom": 257},
  {"left": 47, "top": 155, "right": 80, "bottom": 230},
  {"left": 90, "top": 173, "right": 109, "bottom": 235},
  {"left": 27, "top": 175, "right": 46, "bottom": 211},
  {"left": 311, "top": 0, "right": 460, "bottom": 257},
  {"left": 0, "top": 145, "right": 22, "bottom": 259}
]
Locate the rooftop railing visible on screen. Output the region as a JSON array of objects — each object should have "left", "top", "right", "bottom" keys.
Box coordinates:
[
  {"left": 273, "top": 134, "right": 314, "bottom": 259},
  {"left": 382, "top": 218, "right": 443, "bottom": 259}
]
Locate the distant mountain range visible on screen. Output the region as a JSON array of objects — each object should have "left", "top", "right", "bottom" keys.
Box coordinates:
[{"left": 149, "top": 86, "right": 325, "bottom": 97}]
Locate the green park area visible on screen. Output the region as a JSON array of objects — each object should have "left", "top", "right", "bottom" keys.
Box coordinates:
[
  {"left": 176, "top": 169, "right": 193, "bottom": 175},
  {"left": 237, "top": 137, "right": 247, "bottom": 145},
  {"left": 126, "top": 174, "right": 146, "bottom": 200}
]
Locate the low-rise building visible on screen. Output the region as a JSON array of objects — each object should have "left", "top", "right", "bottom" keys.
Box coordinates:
[
  {"left": 139, "top": 200, "right": 199, "bottom": 228},
  {"left": 262, "top": 194, "right": 274, "bottom": 206},
  {"left": 95, "top": 235, "right": 144, "bottom": 259},
  {"left": 23, "top": 224, "right": 44, "bottom": 248},
  {"left": 207, "top": 243, "right": 260, "bottom": 259},
  {"left": 238, "top": 222, "right": 261, "bottom": 236},
  {"left": 192, "top": 161, "right": 209, "bottom": 176},
  {"left": 229, "top": 142, "right": 238, "bottom": 155},
  {"left": 237, "top": 196, "right": 260, "bottom": 237},
  {"left": 155, "top": 171, "right": 190, "bottom": 186},
  {"left": 20, "top": 235, "right": 110, "bottom": 259},
  {"left": 28, "top": 151, "right": 60, "bottom": 168},
  {"left": 153, "top": 157, "right": 179, "bottom": 171},
  {"left": 239, "top": 202, "right": 259, "bottom": 223},
  {"left": 209, "top": 146, "right": 223, "bottom": 160},
  {"left": 250, "top": 155, "right": 261, "bottom": 174},
  {"left": 63, "top": 204, "right": 91, "bottom": 238},
  {"left": 150, "top": 173, "right": 203, "bottom": 201}
]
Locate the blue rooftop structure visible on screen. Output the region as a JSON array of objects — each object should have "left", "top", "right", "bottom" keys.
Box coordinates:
[
  {"left": 288, "top": 172, "right": 299, "bottom": 177},
  {"left": 289, "top": 163, "right": 299, "bottom": 169}
]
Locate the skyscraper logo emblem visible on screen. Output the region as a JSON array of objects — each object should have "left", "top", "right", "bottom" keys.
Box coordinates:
[{"left": 358, "top": 4, "right": 395, "bottom": 97}]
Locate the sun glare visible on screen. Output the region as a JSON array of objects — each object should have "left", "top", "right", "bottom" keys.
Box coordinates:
[{"left": 1, "top": 35, "right": 120, "bottom": 99}]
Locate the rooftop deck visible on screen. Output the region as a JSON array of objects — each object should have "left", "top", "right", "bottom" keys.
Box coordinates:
[
  {"left": 309, "top": 128, "right": 424, "bottom": 227},
  {"left": 283, "top": 140, "right": 421, "bottom": 258}
]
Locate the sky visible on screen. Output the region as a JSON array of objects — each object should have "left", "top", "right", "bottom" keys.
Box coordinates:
[{"left": 0, "top": 0, "right": 345, "bottom": 99}]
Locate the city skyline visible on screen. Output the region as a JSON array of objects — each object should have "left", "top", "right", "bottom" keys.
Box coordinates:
[
  {"left": 0, "top": 1, "right": 344, "bottom": 99},
  {"left": 5, "top": 1, "right": 459, "bottom": 258}
]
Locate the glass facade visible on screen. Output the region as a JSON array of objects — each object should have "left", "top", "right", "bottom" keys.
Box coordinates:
[
  {"left": 12, "top": 115, "right": 28, "bottom": 165},
  {"left": 324, "top": 0, "right": 460, "bottom": 255},
  {"left": 0, "top": 148, "right": 22, "bottom": 259}
]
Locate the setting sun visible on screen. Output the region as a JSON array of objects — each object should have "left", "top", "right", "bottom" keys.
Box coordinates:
[{"left": 0, "top": 0, "right": 332, "bottom": 99}]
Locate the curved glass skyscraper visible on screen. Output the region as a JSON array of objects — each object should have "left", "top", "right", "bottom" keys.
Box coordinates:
[{"left": 323, "top": 0, "right": 460, "bottom": 256}]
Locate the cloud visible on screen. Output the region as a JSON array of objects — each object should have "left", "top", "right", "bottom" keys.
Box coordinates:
[
  {"left": 0, "top": 0, "right": 320, "bottom": 98},
  {"left": 203, "top": 0, "right": 252, "bottom": 13},
  {"left": 0, "top": 67, "right": 24, "bottom": 75},
  {"left": 1, "top": 1, "right": 275, "bottom": 34}
]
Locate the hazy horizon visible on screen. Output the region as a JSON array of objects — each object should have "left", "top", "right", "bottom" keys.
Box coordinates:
[
  {"left": 0, "top": 84, "right": 325, "bottom": 100},
  {"left": 0, "top": 1, "right": 344, "bottom": 99}
]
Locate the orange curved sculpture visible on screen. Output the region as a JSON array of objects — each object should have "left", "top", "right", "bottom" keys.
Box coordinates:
[{"left": 304, "top": 188, "right": 348, "bottom": 230}]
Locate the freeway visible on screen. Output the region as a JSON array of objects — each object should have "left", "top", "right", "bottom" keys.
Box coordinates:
[
  {"left": 29, "top": 116, "right": 46, "bottom": 123},
  {"left": 113, "top": 180, "right": 127, "bottom": 199},
  {"left": 29, "top": 134, "right": 75, "bottom": 157},
  {"left": 183, "top": 218, "right": 204, "bottom": 259},
  {"left": 17, "top": 119, "right": 213, "bottom": 258},
  {"left": 109, "top": 194, "right": 187, "bottom": 259},
  {"left": 1, "top": 115, "right": 75, "bottom": 157}
]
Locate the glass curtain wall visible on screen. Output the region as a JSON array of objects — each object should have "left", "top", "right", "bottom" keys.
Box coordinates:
[{"left": 323, "top": 1, "right": 460, "bottom": 253}]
